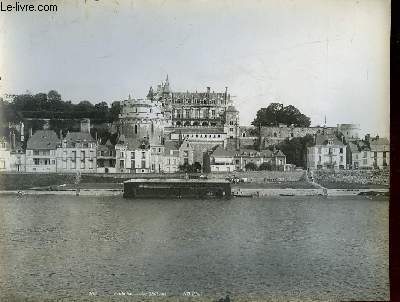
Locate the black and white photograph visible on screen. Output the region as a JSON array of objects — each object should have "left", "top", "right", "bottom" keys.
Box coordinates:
[{"left": 0, "top": 0, "right": 390, "bottom": 301}]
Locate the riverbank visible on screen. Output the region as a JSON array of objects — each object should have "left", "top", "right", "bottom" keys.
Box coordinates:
[{"left": 0, "top": 171, "right": 389, "bottom": 197}]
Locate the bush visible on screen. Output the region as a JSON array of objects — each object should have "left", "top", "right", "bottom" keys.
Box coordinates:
[
  {"left": 245, "top": 162, "right": 258, "bottom": 171},
  {"left": 259, "top": 162, "right": 273, "bottom": 171}
]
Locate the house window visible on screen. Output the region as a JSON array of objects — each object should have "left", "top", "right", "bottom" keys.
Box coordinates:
[
  {"left": 141, "top": 152, "right": 146, "bottom": 159},
  {"left": 135, "top": 125, "right": 138, "bottom": 134},
  {"left": 141, "top": 160, "right": 146, "bottom": 169},
  {"left": 34, "top": 158, "right": 40, "bottom": 165},
  {"left": 81, "top": 150, "right": 85, "bottom": 160},
  {"left": 120, "top": 160, "right": 124, "bottom": 168},
  {"left": 364, "top": 151, "right": 367, "bottom": 158},
  {"left": 131, "top": 160, "right": 135, "bottom": 169},
  {"left": 340, "top": 148, "right": 343, "bottom": 154},
  {"left": 318, "top": 148, "right": 322, "bottom": 154}
]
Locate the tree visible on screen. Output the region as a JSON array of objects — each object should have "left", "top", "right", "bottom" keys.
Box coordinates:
[
  {"left": 251, "top": 103, "right": 284, "bottom": 127},
  {"left": 245, "top": 162, "right": 258, "bottom": 171},
  {"left": 47, "top": 90, "right": 61, "bottom": 102},
  {"left": 259, "top": 162, "right": 272, "bottom": 171},
  {"left": 110, "top": 101, "right": 121, "bottom": 121},
  {"left": 252, "top": 103, "right": 311, "bottom": 127},
  {"left": 277, "top": 134, "right": 314, "bottom": 168}
]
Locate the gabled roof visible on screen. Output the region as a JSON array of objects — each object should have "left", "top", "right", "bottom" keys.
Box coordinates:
[
  {"left": 315, "top": 134, "right": 344, "bottom": 146},
  {"left": 274, "top": 150, "right": 286, "bottom": 157},
  {"left": 370, "top": 137, "right": 389, "bottom": 146},
  {"left": 370, "top": 137, "right": 389, "bottom": 152},
  {"left": 211, "top": 145, "right": 235, "bottom": 157},
  {"left": 27, "top": 130, "right": 59, "bottom": 150},
  {"left": 260, "top": 149, "right": 273, "bottom": 157},
  {"left": 64, "top": 132, "right": 95, "bottom": 147}
]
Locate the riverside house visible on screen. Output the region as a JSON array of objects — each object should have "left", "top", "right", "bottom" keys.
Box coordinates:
[
  {"left": 347, "top": 140, "right": 373, "bottom": 169},
  {"left": 307, "top": 134, "right": 346, "bottom": 170},
  {"left": 0, "top": 137, "right": 11, "bottom": 172},
  {"left": 56, "top": 119, "right": 97, "bottom": 173},
  {"left": 25, "top": 130, "right": 59, "bottom": 172},
  {"left": 233, "top": 148, "right": 287, "bottom": 171},
  {"left": 369, "top": 136, "right": 390, "bottom": 169},
  {"left": 208, "top": 145, "right": 236, "bottom": 172}
]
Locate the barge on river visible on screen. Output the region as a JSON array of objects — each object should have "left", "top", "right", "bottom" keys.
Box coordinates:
[{"left": 123, "top": 179, "right": 231, "bottom": 199}]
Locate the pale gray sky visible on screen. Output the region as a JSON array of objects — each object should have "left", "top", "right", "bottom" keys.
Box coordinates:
[{"left": 0, "top": 0, "right": 390, "bottom": 136}]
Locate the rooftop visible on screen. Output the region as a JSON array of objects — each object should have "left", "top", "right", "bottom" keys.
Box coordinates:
[{"left": 27, "top": 130, "right": 59, "bottom": 150}]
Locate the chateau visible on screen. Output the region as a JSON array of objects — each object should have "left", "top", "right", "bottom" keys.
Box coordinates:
[{"left": 0, "top": 77, "right": 389, "bottom": 173}]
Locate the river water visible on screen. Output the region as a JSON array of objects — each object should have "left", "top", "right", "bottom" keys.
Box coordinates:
[{"left": 0, "top": 195, "right": 388, "bottom": 301}]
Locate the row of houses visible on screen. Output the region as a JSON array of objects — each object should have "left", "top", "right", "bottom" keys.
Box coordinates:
[
  {"left": 0, "top": 119, "right": 287, "bottom": 174},
  {"left": 307, "top": 133, "right": 390, "bottom": 170}
]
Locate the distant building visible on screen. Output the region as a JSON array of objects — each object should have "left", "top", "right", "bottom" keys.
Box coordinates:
[
  {"left": 307, "top": 134, "right": 346, "bottom": 170},
  {"left": 369, "top": 136, "right": 389, "bottom": 169},
  {"left": 162, "top": 138, "right": 194, "bottom": 173},
  {"left": 337, "top": 124, "right": 360, "bottom": 142},
  {"left": 0, "top": 137, "right": 11, "bottom": 171},
  {"left": 207, "top": 145, "right": 236, "bottom": 173},
  {"left": 26, "top": 130, "right": 59, "bottom": 172},
  {"left": 233, "top": 148, "right": 286, "bottom": 171},
  {"left": 97, "top": 139, "right": 116, "bottom": 173},
  {"left": 259, "top": 124, "right": 336, "bottom": 148},
  {"left": 149, "top": 76, "right": 232, "bottom": 128},
  {"left": 347, "top": 140, "right": 373, "bottom": 169},
  {"left": 56, "top": 119, "right": 97, "bottom": 173}
]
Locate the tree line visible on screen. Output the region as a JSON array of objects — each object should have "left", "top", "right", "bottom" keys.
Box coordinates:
[{"left": 0, "top": 90, "right": 121, "bottom": 124}]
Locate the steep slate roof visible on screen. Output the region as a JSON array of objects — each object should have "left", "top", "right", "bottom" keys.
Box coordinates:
[
  {"left": 370, "top": 137, "right": 389, "bottom": 152},
  {"left": 211, "top": 145, "right": 235, "bottom": 158},
  {"left": 64, "top": 132, "right": 95, "bottom": 146},
  {"left": 27, "top": 130, "right": 59, "bottom": 150},
  {"left": 315, "top": 134, "right": 344, "bottom": 146},
  {"left": 260, "top": 149, "right": 273, "bottom": 157},
  {"left": 370, "top": 137, "right": 389, "bottom": 146}
]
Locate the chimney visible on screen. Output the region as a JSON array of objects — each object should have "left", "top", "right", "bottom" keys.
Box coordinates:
[
  {"left": 80, "top": 118, "right": 90, "bottom": 133},
  {"left": 207, "top": 87, "right": 210, "bottom": 93},
  {"left": 29, "top": 128, "right": 33, "bottom": 138}
]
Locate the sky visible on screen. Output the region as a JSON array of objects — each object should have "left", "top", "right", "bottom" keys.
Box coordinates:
[{"left": 0, "top": 0, "right": 390, "bottom": 136}]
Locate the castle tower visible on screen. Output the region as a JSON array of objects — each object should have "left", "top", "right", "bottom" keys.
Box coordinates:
[{"left": 224, "top": 104, "right": 240, "bottom": 150}]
